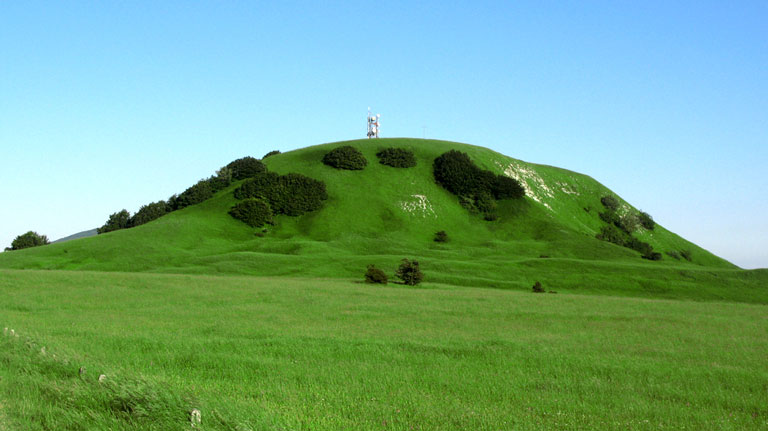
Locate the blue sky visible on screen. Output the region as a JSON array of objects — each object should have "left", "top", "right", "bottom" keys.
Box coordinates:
[{"left": 1, "top": 1, "right": 766, "bottom": 268}]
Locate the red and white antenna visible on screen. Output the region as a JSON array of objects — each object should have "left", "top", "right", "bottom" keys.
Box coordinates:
[{"left": 367, "top": 108, "right": 380, "bottom": 138}]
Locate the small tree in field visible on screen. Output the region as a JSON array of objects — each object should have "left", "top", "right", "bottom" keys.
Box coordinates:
[
  {"left": 395, "top": 258, "right": 423, "bottom": 286},
  {"left": 364, "top": 265, "right": 388, "bottom": 284},
  {"left": 433, "top": 230, "right": 449, "bottom": 243}
]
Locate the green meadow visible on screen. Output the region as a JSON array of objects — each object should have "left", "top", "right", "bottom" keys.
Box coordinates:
[
  {"left": 1, "top": 139, "right": 767, "bottom": 429},
  {"left": 1, "top": 270, "right": 767, "bottom": 430}
]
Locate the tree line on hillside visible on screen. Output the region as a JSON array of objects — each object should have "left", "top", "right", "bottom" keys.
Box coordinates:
[{"left": 97, "top": 155, "right": 274, "bottom": 234}]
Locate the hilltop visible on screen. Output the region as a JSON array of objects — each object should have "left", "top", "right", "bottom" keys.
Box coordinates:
[{"left": 1, "top": 138, "right": 765, "bottom": 302}]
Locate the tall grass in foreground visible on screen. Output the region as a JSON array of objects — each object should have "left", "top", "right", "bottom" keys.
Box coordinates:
[{"left": 1, "top": 269, "right": 767, "bottom": 430}]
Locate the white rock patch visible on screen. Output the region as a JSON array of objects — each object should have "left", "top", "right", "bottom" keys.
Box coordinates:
[
  {"left": 399, "top": 194, "right": 437, "bottom": 218},
  {"left": 496, "top": 161, "right": 554, "bottom": 210}
]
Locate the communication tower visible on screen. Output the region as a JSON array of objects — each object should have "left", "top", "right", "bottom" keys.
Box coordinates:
[{"left": 367, "top": 108, "right": 380, "bottom": 138}]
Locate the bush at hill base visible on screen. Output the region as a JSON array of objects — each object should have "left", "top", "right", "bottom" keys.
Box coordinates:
[
  {"left": 395, "top": 258, "right": 423, "bottom": 286},
  {"left": 322, "top": 146, "right": 368, "bottom": 170},
  {"left": 364, "top": 265, "right": 388, "bottom": 284},
  {"left": 376, "top": 147, "right": 416, "bottom": 168}
]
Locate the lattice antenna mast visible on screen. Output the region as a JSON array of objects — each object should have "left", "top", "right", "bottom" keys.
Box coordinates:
[{"left": 367, "top": 108, "right": 380, "bottom": 138}]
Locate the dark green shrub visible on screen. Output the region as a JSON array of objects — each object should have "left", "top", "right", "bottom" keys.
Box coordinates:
[
  {"left": 364, "top": 265, "right": 388, "bottom": 284},
  {"left": 433, "top": 150, "right": 524, "bottom": 216},
  {"left": 532, "top": 281, "right": 545, "bottom": 293},
  {"left": 263, "top": 150, "right": 281, "bottom": 159},
  {"left": 9, "top": 231, "right": 49, "bottom": 250},
  {"left": 680, "top": 249, "right": 693, "bottom": 262},
  {"left": 434, "top": 231, "right": 448, "bottom": 243},
  {"left": 267, "top": 173, "right": 328, "bottom": 216},
  {"left": 483, "top": 212, "right": 499, "bottom": 221},
  {"left": 433, "top": 150, "right": 491, "bottom": 196},
  {"left": 642, "top": 251, "right": 663, "bottom": 261},
  {"left": 98, "top": 210, "right": 131, "bottom": 234},
  {"left": 638, "top": 211, "right": 655, "bottom": 230},
  {"left": 226, "top": 157, "right": 266, "bottom": 180},
  {"left": 171, "top": 179, "right": 214, "bottom": 210},
  {"left": 491, "top": 175, "right": 525, "bottom": 199},
  {"left": 229, "top": 199, "right": 273, "bottom": 228},
  {"left": 129, "top": 201, "right": 169, "bottom": 227},
  {"left": 601, "top": 196, "right": 620, "bottom": 211},
  {"left": 596, "top": 225, "right": 627, "bottom": 246},
  {"left": 376, "top": 148, "right": 416, "bottom": 168},
  {"left": 322, "top": 146, "right": 367, "bottom": 170},
  {"left": 474, "top": 192, "right": 497, "bottom": 214},
  {"left": 233, "top": 172, "right": 281, "bottom": 200},
  {"left": 617, "top": 213, "right": 639, "bottom": 234},
  {"left": 599, "top": 210, "right": 620, "bottom": 226},
  {"left": 395, "top": 258, "right": 423, "bottom": 286},
  {"left": 234, "top": 172, "right": 327, "bottom": 217}
]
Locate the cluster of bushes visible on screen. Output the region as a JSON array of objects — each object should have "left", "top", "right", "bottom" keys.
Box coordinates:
[
  {"left": 596, "top": 196, "right": 661, "bottom": 260},
  {"left": 263, "top": 150, "right": 281, "bottom": 159},
  {"left": 98, "top": 157, "right": 268, "bottom": 235},
  {"left": 433, "top": 230, "right": 449, "bottom": 243},
  {"left": 322, "top": 146, "right": 368, "bottom": 170},
  {"left": 365, "top": 259, "right": 423, "bottom": 286},
  {"left": 230, "top": 171, "right": 327, "bottom": 227},
  {"left": 376, "top": 148, "right": 416, "bottom": 168},
  {"left": 433, "top": 150, "right": 525, "bottom": 219},
  {"left": 4, "top": 231, "right": 49, "bottom": 251}
]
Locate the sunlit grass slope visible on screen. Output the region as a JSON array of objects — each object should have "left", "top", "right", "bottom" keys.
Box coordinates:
[
  {"left": 1, "top": 270, "right": 766, "bottom": 430},
  {"left": 1, "top": 138, "right": 765, "bottom": 301}
]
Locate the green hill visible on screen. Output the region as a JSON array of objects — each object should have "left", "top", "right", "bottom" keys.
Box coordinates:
[{"left": 1, "top": 138, "right": 765, "bottom": 302}]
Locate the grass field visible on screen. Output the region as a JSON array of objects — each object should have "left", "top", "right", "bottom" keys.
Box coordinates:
[{"left": 1, "top": 269, "right": 766, "bottom": 430}]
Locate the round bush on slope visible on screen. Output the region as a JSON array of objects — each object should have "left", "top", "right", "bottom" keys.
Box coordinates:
[
  {"left": 376, "top": 147, "right": 416, "bottom": 168},
  {"left": 229, "top": 199, "right": 273, "bottom": 228},
  {"left": 233, "top": 172, "right": 327, "bottom": 217},
  {"left": 322, "top": 146, "right": 368, "bottom": 170},
  {"left": 226, "top": 157, "right": 267, "bottom": 180}
]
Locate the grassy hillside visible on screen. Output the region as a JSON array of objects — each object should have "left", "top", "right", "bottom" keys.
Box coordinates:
[
  {"left": 1, "top": 270, "right": 767, "bottom": 430},
  {"left": 1, "top": 138, "right": 765, "bottom": 302}
]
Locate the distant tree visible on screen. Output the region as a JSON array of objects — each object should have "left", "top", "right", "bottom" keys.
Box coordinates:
[
  {"left": 364, "top": 264, "right": 388, "bottom": 284},
  {"left": 532, "top": 281, "right": 545, "bottom": 293},
  {"left": 226, "top": 157, "right": 267, "bottom": 180},
  {"left": 376, "top": 147, "right": 416, "bottom": 168},
  {"left": 638, "top": 211, "right": 655, "bottom": 230},
  {"left": 216, "top": 166, "right": 233, "bottom": 183},
  {"left": 9, "top": 231, "right": 49, "bottom": 250},
  {"left": 98, "top": 210, "right": 131, "bottom": 234},
  {"left": 600, "top": 196, "right": 620, "bottom": 211},
  {"left": 322, "top": 146, "right": 368, "bottom": 170},
  {"left": 433, "top": 230, "right": 449, "bottom": 243},
  {"left": 129, "top": 201, "right": 170, "bottom": 227},
  {"left": 395, "top": 258, "right": 423, "bottom": 286},
  {"left": 263, "top": 150, "right": 281, "bottom": 159}
]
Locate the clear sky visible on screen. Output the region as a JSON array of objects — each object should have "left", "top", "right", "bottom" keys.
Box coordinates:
[{"left": 1, "top": 1, "right": 766, "bottom": 268}]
